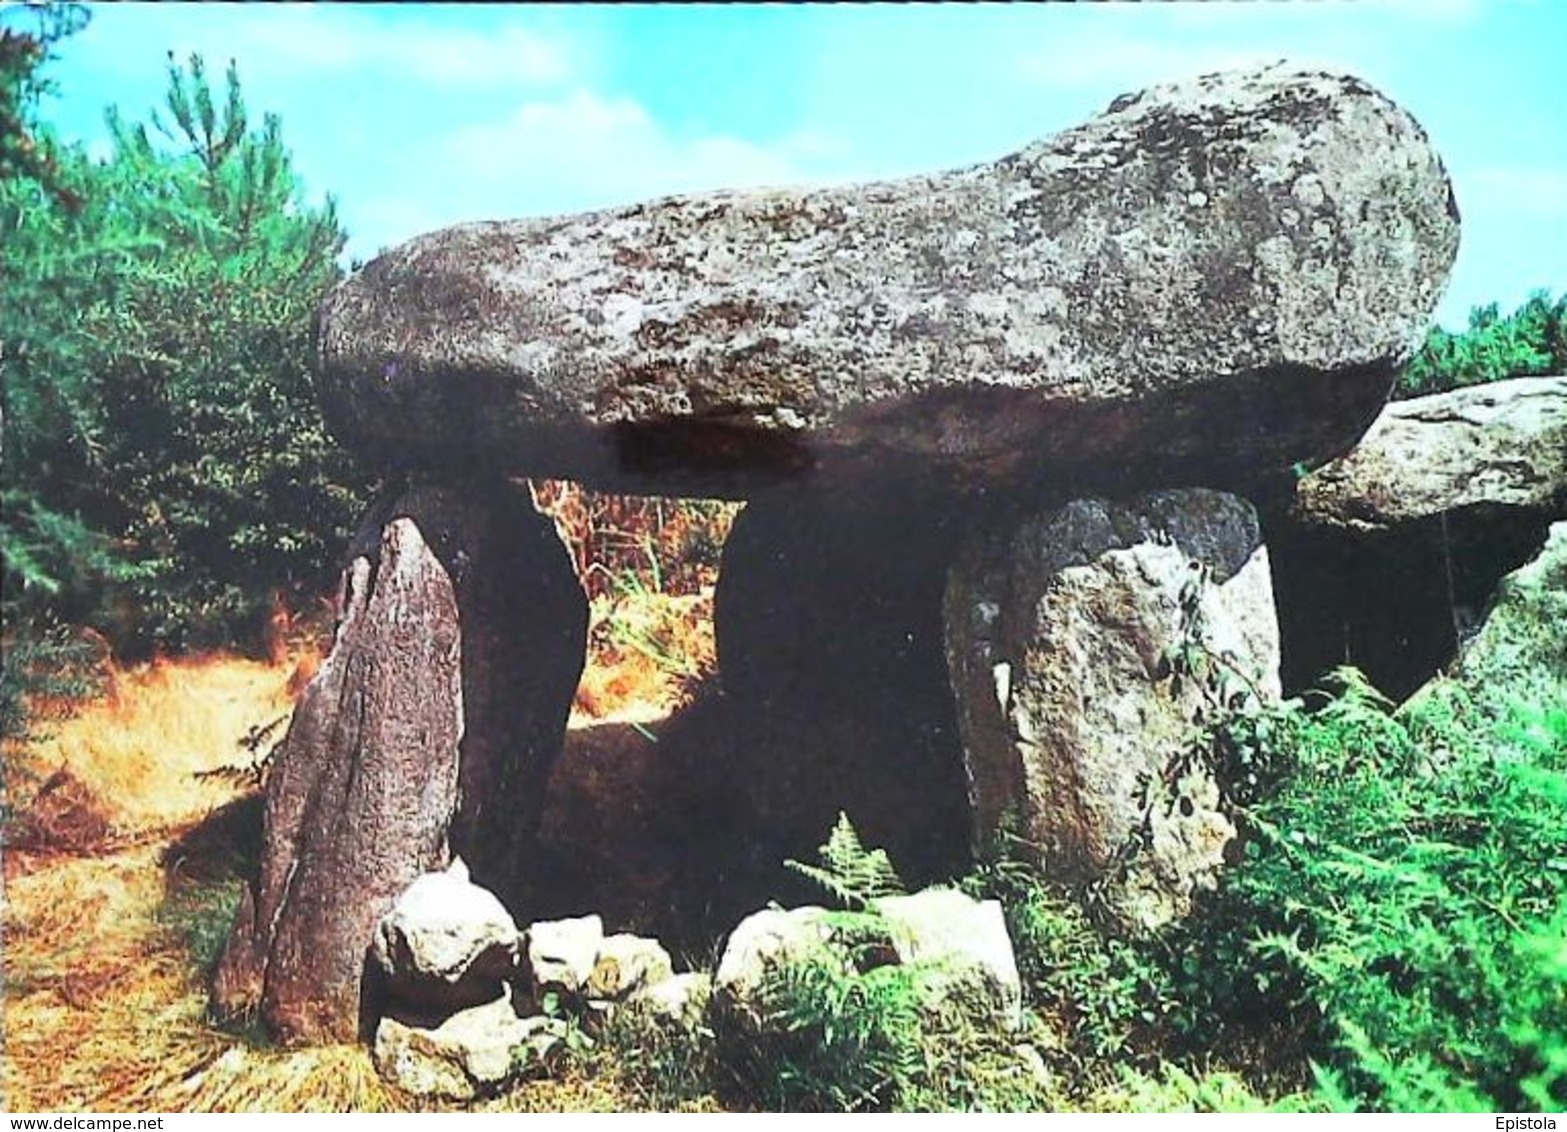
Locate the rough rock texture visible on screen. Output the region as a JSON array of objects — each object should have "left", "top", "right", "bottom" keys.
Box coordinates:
[
  {"left": 212, "top": 484, "right": 586, "bottom": 1043},
  {"left": 1456, "top": 520, "right": 1567, "bottom": 696},
  {"left": 713, "top": 905, "right": 838, "bottom": 1030},
  {"left": 1294, "top": 377, "right": 1567, "bottom": 530},
  {"left": 630, "top": 972, "right": 712, "bottom": 1028},
  {"left": 714, "top": 487, "right": 973, "bottom": 891},
  {"left": 1268, "top": 378, "right": 1566, "bottom": 698},
  {"left": 371, "top": 859, "right": 520, "bottom": 1014},
  {"left": 714, "top": 893, "right": 1022, "bottom": 1051},
  {"left": 317, "top": 64, "right": 1456, "bottom": 497},
  {"left": 373, "top": 992, "right": 566, "bottom": 1100},
  {"left": 586, "top": 934, "right": 675, "bottom": 1003},
  {"left": 524, "top": 915, "right": 605, "bottom": 1000},
  {"left": 873, "top": 889, "right": 1022, "bottom": 1029},
  {"left": 946, "top": 490, "right": 1281, "bottom": 932}
]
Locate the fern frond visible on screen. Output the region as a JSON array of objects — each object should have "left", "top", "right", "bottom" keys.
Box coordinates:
[{"left": 785, "top": 812, "right": 906, "bottom": 911}]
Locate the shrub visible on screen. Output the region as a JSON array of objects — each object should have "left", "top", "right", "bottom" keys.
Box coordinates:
[
  {"left": 3, "top": 46, "right": 373, "bottom": 656},
  {"left": 1169, "top": 669, "right": 1567, "bottom": 1112},
  {"left": 718, "top": 815, "right": 1052, "bottom": 1111},
  {"left": 1396, "top": 290, "right": 1567, "bottom": 399},
  {"left": 961, "top": 843, "right": 1173, "bottom": 1074}
]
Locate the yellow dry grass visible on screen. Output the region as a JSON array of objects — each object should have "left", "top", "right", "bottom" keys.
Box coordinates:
[
  {"left": 572, "top": 588, "right": 718, "bottom": 725},
  {"left": 4, "top": 592, "right": 718, "bottom": 1111},
  {"left": 0, "top": 841, "right": 643, "bottom": 1111},
  {"left": 17, "top": 652, "right": 307, "bottom": 834}
]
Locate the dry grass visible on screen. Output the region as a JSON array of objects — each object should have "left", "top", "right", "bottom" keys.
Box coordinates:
[
  {"left": 15, "top": 651, "right": 309, "bottom": 837},
  {"left": 3, "top": 557, "right": 722, "bottom": 1110},
  {"left": 573, "top": 588, "right": 718, "bottom": 724},
  {"left": 0, "top": 837, "right": 646, "bottom": 1111}
]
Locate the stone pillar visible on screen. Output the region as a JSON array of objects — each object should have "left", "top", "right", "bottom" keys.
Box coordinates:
[
  {"left": 945, "top": 489, "right": 1281, "bottom": 932},
  {"left": 212, "top": 482, "right": 586, "bottom": 1043},
  {"left": 713, "top": 487, "right": 974, "bottom": 892}
]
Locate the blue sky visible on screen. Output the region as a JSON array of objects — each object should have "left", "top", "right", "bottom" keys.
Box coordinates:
[{"left": 27, "top": 1, "right": 1567, "bottom": 329}]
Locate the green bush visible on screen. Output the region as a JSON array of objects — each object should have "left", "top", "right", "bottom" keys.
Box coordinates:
[
  {"left": 1168, "top": 669, "right": 1567, "bottom": 1112},
  {"left": 2, "top": 41, "right": 373, "bottom": 656},
  {"left": 961, "top": 843, "right": 1172, "bottom": 1073},
  {"left": 1396, "top": 290, "right": 1567, "bottom": 399},
  {"left": 716, "top": 815, "right": 1052, "bottom": 1112}
]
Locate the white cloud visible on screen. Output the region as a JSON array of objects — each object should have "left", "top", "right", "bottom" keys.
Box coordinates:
[
  {"left": 338, "top": 89, "right": 865, "bottom": 258},
  {"left": 440, "top": 89, "right": 860, "bottom": 217},
  {"left": 152, "top": 7, "right": 574, "bottom": 90}
]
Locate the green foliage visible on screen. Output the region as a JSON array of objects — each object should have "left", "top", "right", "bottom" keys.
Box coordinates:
[
  {"left": 0, "top": 2, "right": 88, "bottom": 199},
  {"left": 741, "top": 923, "right": 1048, "bottom": 1112},
  {"left": 1095, "top": 1063, "right": 1321, "bottom": 1113},
  {"left": 962, "top": 841, "right": 1170, "bottom": 1073},
  {"left": 1397, "top": 290, "right": 1567, "bottom": 399},
  {"left": 783, "top": 811, "right": 905, "bottom": 912},
  {"left": 2, "top": 47, "right": 372, "bottom": 655},
  {"left": 752, "top": 941, "right": 930, "bottom": 1111},
  {"left": 723, "top": 816, "right": 1051, "bottom": 1111},
  {"left": 587, "top": 995, "right": 723, "bottom": 1111},
  {"left": 1168, "top": 668, "right": 1567, "bottom": 1112}
]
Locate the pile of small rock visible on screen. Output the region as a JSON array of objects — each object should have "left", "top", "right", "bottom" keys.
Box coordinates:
[
  {"left": 369, "top": 859, "right": 1023, "bottom": 1099},
  {"left": 369, "top": 858, "right": 700, "bottom": 1099}
]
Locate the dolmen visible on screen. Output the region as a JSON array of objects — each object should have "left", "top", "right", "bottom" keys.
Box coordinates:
[{"left": 213, "top": 63, "right": 1459, "bottom": 1043}]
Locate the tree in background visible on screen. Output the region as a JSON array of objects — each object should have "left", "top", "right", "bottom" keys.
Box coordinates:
[
  {"left": 3, "top": 42, "right": 374, "bottom": 662},
  {"left": 1397, "top": 289, "right": 1567, "bottom": 399},
  {"left": 2, "top": 1, "right": 107, "bottom": 747}
]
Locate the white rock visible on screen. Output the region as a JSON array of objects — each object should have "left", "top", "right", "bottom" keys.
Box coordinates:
[
  {"left": 630, "top": 972, "right": 712, "bottom": 1028},
  {"left": 873, "top": 888, "right": 1023, "bottom": 1029},
  {"left": 372, "top": 991, "right": 567, "bottom": 1100},
  {"left": 586, "top": 933, "right": 674, "bottom": 1002},
  {"left": 371, "top": 857, "right": 520, "bottom": 1011},
  {"left": 525, "top": 913, "right": 605, "bottom": 997}
]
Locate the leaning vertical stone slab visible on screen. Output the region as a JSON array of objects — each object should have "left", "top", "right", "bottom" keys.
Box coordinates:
[
  {"left": 713, "top": 487, "right": 973, "bottom": 889},
  {"left": 213, "top": 484, "right": 586, "bottom": 1043},
  {"left": 945, "top": 489, "right": 1281, "bottom": 932}
]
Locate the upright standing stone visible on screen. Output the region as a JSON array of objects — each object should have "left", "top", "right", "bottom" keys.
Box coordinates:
[
  {"left": 714, "top": 487, "right": 973, "bottom": 889},
  {"left": 212, "top": 483, "right": 586, "bottom": 1043},
  {"left": 945, "top": 490, "right": 1281, "bottom": 931}
]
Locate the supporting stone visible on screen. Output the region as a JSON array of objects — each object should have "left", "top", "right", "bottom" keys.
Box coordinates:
[
  {"left": 945, "top": 489, "right": 1281, "bottom": 932},
  {"left": 713, "top": 487, "right": 973, "bottom": 892},
  {"left": 1267, "top": 376, "right": 1567, "bottom": 699},
  {"left": 212, "top": 482, "right": 586, "bottom": 1043}
]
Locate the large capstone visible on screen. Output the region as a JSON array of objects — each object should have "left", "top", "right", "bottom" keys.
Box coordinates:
[
  {"left": 212, "top": 483, "right": 586, "bottom": 1044},
  {"left": 316, "top": 64, "right": 1457, "bottom": 497},
  {"left": 945, "top": 489, "right": 1281, "bottom": 932}
]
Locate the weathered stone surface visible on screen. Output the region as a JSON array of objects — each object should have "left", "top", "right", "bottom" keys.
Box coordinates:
[
  {"left": 873, "top": 889, "right": 1022, "bottom": 1029},
  {"left": 714, "top": 488, "right": 973, "bottom": 892},
  {"left": 524, "top": 914, "right": 605, "bottom": 999},
  {"left": 630, "top": 972, "right": 712, "bottom": 1028},
  {"left": 587, "top": 933, "right": 675, "bottom": 1003},
  {"left": 1268, "top": 378, "right": 1566, "bottom": 699},
  {"left": 317, "top": 64, "right": 1456, "bottom": 497},
  {"left": 371, "top": 859, "right": 520, "bottom": 1014},
  {"left": 373, "top": 992, "right": 566, "bottom": 1100},
  {"left": 713, "top": 905, "right": 838, "bottom": 1029},
  {"left": 714, "top": 893, "right": 1022, "bottom": 1057},
  {"left": 212, "top": 484, "right": 586, "bottom": 1044},
  {"left": 1295, "top": 376, "right": 1567, "bottom": 531},
  {"left": 945, "top": 490, "right": 1281, "bottom": 932},
  {"left": 1456, "top": 520, "right": 1567, "bottom": 697}
]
